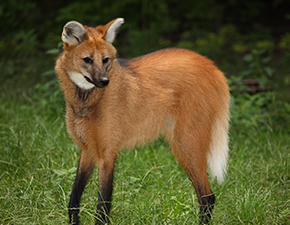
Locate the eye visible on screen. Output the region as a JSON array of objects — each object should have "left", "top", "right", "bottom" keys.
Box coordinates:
[
  {"left": 83, "top": 57, "right": 93, "bottom": 64},
  {"left": 102, "top": 57, "right": 109, "bottom": 64}
]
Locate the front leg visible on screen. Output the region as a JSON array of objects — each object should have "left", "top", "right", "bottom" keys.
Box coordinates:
[
  {"left": 69, "top": 150, "right": 96, "bottom": 225},
  {"left": 95, "top": 157, "right": 116, "bottom": 225}
]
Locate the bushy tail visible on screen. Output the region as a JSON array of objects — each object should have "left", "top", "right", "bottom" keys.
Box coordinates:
[{"left": 208, "top": 109, "right": 230, "bottom": 184}]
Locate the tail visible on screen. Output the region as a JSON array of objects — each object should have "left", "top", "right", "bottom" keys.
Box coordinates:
[{"left": 208, "top": 107, "right": 230, "bottom": 184}]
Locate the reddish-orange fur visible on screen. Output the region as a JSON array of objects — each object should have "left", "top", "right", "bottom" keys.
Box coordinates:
[{"left": 55, "top": 18, "right": 230, "bottom": 225}]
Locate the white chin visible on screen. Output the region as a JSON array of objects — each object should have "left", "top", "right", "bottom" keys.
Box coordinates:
[{"left": 68, "top": 71, "right": 95, "bottom": 90}]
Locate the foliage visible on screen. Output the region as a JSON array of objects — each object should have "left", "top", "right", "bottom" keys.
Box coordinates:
[
  {"left": 33, "top": 80, "right": 64, "bottom": 116},
  {"left": 0, "top": 0, "right": 36, "bottom": 34},
  {"left": 228, "top": 47, "right": 290, "bottom": 130},
  {"left": 32, "top": 44, "right": 64, "bottom": 116},
  {"left": 1, "top": 0, "right": 290, "bottom": 58},
  {"left": 241, "top": 49, "right": 274, "bottom": 86},
  {"left": 279, "top": 33, "right": 290, "bottom": 50},
  {"left": 230, "top": 91, "right": 290, "bottom": 130}
]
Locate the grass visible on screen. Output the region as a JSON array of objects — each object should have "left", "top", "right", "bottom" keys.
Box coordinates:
[{"left": 0, "top": 55, "right": 289, "bottom": 224}]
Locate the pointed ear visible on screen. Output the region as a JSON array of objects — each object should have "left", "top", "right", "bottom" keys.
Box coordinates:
[
  {"left": 62, "top": 21, "right": 87, "bottom": 46},
  {"left": 101, "top": 18, "right": 124, "bottom": 43}
]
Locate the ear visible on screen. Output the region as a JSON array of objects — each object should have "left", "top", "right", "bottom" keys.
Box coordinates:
[
  {"left": 62, "top": 21, "right": 87, "bottom": 46},
  {"left": 102, "top": 18, "right": 124, "bottom": 43}
]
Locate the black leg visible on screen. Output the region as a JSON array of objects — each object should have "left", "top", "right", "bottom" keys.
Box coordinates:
[
  {"left": 199, "top": 193, "right": 215, "bottom": 224},
  {"left": 95, "top": 161, "right": 115, "bottom": 225},
  {"left": 69, "top": 156, "right": 95, "bottom": 225}
]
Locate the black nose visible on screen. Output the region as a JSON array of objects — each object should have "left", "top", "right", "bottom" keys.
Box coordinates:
[{"left": 100, "top": 77, "right": 109, "bottom": 86}]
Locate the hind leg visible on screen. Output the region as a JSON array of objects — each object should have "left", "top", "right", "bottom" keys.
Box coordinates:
[{"left": 169, "top": 131, "right": 215, "bottom": 224}]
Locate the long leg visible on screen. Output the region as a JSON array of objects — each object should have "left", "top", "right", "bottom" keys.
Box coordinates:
[
  {"left": 95, "top": 154, "right": 116, "bottom": 225},
  {"left": 69, "top": 150, "right": 96, "bottom": 225},
  {"left": 169, "top": 130, "right": 215, "bottom": 224}
]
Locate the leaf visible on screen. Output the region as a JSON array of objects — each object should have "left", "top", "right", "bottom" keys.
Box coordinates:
[
  {"left": 264, "top": 67, "right": 274, "bottom": 77},
  {"left": 41, "top": 70, "right": 55, "bottom": 76},
  {"left": 256, "top": 48, "right": 266, "bottom": 55},
  {"left": 284, "top": 103, "right": 290, "bottom": 113},
  {"left": 262, "top": 56, "right": 272, "bottom": 64},
  {"left": 243, "top": 54, "right": 253, "bottom": 62},
  {"left": 129, "top": 176, "right": 141, "bottom": 182},
  {"left": 53, "top": 169, "right": 68, "bottom": 176},
  {"left": 53, "top": 167, "right": 77, "bottom": 176},
  {"left": 240, "top": 69, "right": 252, "bottom": 77},
  {"left": 68, "top": 167, "right": 77, "bottom": 173},
  {"left": 46, "top": 48, "right": 60, "bottom": 54}
]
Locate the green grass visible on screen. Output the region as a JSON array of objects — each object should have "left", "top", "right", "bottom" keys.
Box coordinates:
[{"left": 0, "top": 56, "right": 289, "bottom": 224}]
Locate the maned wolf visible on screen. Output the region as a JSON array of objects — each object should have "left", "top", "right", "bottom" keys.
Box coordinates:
[{"left": 55, "top": 18, "right": 230, "bottom": 225}]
